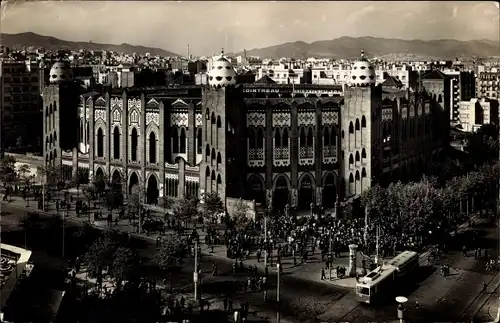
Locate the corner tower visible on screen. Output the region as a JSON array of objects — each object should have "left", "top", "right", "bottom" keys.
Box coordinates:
[
  {"left": 42, "top": 61, "right": 80, "bottom": 170},
  {"left": 200, "top": 50, "right": 244, "bottom": 202},
  {"left": 341, "top": 50, "right": 379, "bottom": 197}
]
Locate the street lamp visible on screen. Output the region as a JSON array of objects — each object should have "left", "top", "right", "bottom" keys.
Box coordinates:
[
  {"left": 395, "top": 296, "right": 408, "bottom": 323},
  {"left": 276, "top": 263, "right": 281, "bottom": 323},
  {"left": 310, "top": 202, "right": 315, "bottom": 218}
]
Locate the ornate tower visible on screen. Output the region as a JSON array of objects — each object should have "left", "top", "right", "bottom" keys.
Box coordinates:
[
  {"left": 42, "top": 61, "right": 80, "bottom": 171},
  {"left": 342, "top": 50, "right": 378, "bottom": 197}
]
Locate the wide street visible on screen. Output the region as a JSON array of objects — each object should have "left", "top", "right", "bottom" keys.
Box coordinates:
[{"left": 1, "top": 196, "right": 498, "bottom": 323}]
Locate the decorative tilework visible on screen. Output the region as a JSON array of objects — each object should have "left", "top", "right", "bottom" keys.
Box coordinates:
[
  {"left": 409, "top": 106, "right": 415, "bottom": 118},
  {"left": 272, "top": 113, "right": 291, "bottom": 127},
  {"left": 170, "top": 113, "right": 188, "bottom": 127},
  {"left": 147, "top": 98, "right": 159, "bottom": 107},
  {"left": 95, "top": 97, "right": 106, "bottom": 106},
  {"left": 186, "top": 176, "right": 199, "bottom": 183},
  {"left": 322, "top": 111, "right": 339, "bottom": 126},
  {"left": 111, "top": 98, "right": 123, "bottom": 109},
  {"left": 298, "top": 112, "right": 316, "bottom": 127},
  {"left": 382, "top": 108, "right": 392, "bottom": 121},
  {"left": 128, "top": 98, "right": 141, "bottom": 111},
  {"left": 94, "top": 109, "right": 106, "bottom": 122},
  {"left": 272, "top": 141, "right": 290, "bottom": 167},
  {"left": 417, "top": 104, "right": 422, "bottom": 116},
  {"left": 130, "top": 110, "right": 140, "bottom": 124},
  {"left": 166, "top": 173, "right": 179, "bottom": 180},
  {"left": 196, "top": 114, "right": 203, "bottom": 127},
  {"left": 424, "top": 103, "right": 430, "bottom": 114},
  {"left": 146, "top": 112, "right": 159, "bottom": 126},
  {"left": 401, "top": 107, "right": 408, "bottom": 119},
  {"left": 247, "top": 112, "right": 266, "bottom": 127}
]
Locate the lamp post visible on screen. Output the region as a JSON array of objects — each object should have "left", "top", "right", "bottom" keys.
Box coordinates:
[
  {"left": 395, "top": 296, "right": 408, "bottom": 323},
  {"left": 194, "top": 238, "right": 199, "bottom": 300},
  {"left": 310, "top": 202, "right": 314, "bottom": 218},
  {"left": 276, "top": 263, "right": 281, "bottom": 323},
  {"left": 63, "top": 204, "right": 68, "bottom": 258}
]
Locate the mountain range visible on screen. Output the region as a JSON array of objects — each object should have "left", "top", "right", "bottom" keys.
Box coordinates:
[
  {"left": 1, "top": 32, "right": 179, "bottom": 57},
  {"left": 2, "top": 33, "right": 499, "bottom": 60},
  {"left": 233, "top": 36, "right": 500, "bottom": 60}
]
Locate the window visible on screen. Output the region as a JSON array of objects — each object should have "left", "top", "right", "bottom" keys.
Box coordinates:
[
  {"left": 197, "top": 129, "right": 202, "bottom": 154},
  {"left": 149, "top": 132, "right": 157, "bottom": 163},
  {"left": 180, "top": 128, "right": 186, "bottom": 153},
  {"left": 131, "top": 128, "right": 138, "bottom": 161},
  {"left": 113, "top": 127, "right": 120, "bottom": 159},
  {"left": 172, "top": 128, "right": 179, "bottom": 153},
  {"left": 249, "top": 128, "right": 256, "bottom": 149},
  {"left": 97, "top": 128, "right": 104, "bottom": 157}
]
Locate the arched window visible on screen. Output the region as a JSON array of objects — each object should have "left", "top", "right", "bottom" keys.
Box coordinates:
[
  {"left": 282, "top": 128, "right": 289, "bottom": 147},
  {"left": 172, "top": 128, "right": 179, "bottom": 153},
  {"left": 349, "top": 173, "right": 354, "bottom": 183},
  {"left": 382, "top": 123, "right": 387, "bottom": 140},
  {"left": 197, "top": 128, "right": 202, "bottom": 154},
  {"left": 149, "top": 132, "right": 157, "bottom": 163},
  {"left": 211, "top": 112, "right": 216, "bottom": 124},
  {"left": 211, "top": 170, "right": 216, "bottom": 180},
  {"left": 330, "top": 127, "right": 335, "bottom": 145},
  {"left": 97, "top": 128, "right": 104, "bottom": 157},
  {"left": 113, "top": 127, "right": 120, "bottom": 159},
  {"left": 80, "top": 123, "right": 84, "bottom": 143},
  {"left": 274, "top": 130, "right": 281, "bottom": 148},
  {"left": 86, "top": 122, "right": 89, "bottom": 143},
  {"left": 217, "top": 152, "right": 222, "bottom": 164},
  {"left": 299, "top": 128, "right": 306, "bottom": 146},
  {"left": 180, "top": 128, "right": 186, "bottom": 153},
  {"left": 217, "top": 116, "right": 222, "bottom": 128},
  {"left": 53, "top": 131, "right": 57, "bottom": 141},
  {"left": 217, "top": 174, "right": 222, "bottom": 184},
  {"left": 307, "top": 128, "right": 313, "bottom": 147},
  {"left": 349, "top": 121, "right": 354, "bottom": 133},
  {"left": 205, "top": 145, "right": 210, "bottom": 161},
  {"left": 355, "top": 170, "right": 360, "bottom": 181},
  {"left": 257, "top": 128, "right": 264, "bottom": 149},
  {"left": 205, "top": 166, "right": 210, "bottom": 177},
  {"left": 349, "top": 154, "right": 354, "bottom": 165},
  {"left": 355, "top": 151, "right": 360, "bottom": 162},
  {"left": 131, "top": 128, "right": 138, "bottom": 161},
  {"left": 355, "top": 118, "right": 360, "bottom": 131},
  {"left": 249, "top": 128, "right": 256, "bottom": 149},
  {"left": 362, "top": 148, "right": 367, "bottom": 159},
  {"left": 361, "top": 115, "right": 367, "bottom": 128},
  {"left": 324, "top": 128, "right": 330, "bottom": 146},
  {"left": 211, "top": 148, "right": 216, "bottom": 161},
  {"left": 362, "top": 168, "right": 367, "bottom": 178}
]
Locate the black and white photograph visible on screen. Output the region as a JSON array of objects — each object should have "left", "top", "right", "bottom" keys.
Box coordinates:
[{"left": 0, "top": 1, "right": 499, "bottom": 322}]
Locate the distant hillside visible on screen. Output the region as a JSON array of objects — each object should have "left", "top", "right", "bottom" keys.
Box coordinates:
[
  {"left": 1, "top": 32, "right": 179, "bottom": 57},
  {"left": 234, "top": 36, "right": 500, "bottom": 60}
]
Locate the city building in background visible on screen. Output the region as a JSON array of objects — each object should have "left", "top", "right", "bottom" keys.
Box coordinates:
[{"left": 458, "top": 97, "right": 499, "bottom": 132}]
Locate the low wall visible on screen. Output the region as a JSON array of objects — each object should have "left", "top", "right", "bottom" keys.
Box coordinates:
[{"left": 0, "top": 244, "right": 32, "bottom": 310}]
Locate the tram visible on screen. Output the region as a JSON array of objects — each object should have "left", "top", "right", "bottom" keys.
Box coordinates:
[{"left": 356, "top": 251, "right": 419, "bottom": 304}]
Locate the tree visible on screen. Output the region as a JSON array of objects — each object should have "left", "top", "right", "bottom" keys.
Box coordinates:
[
  {"left": 18, "top": 164, "right": 34, "bottom": 204},
  {"left": 84, "top": 230, "right": 122, "bottom": 282},
  {"left": 173, "top": 196, "right": 199, "bottom": 228},
  {"left": 155, "top": 232, "right": 187, "bottom": 291},
  {"left": 128, "top": 184, "right": 146, "bottom": 217},
  {"left": 202, "top": 191, "right": 224, "bottom": 222},
  {"left": 0, "top": 155, "right": 17, "bottom": 184},
  {"left": 111, "top": 247, "right": 143, "bottom": 288},
  {"left": 232, "top": 198, "right": 250, "bottom": 232},
  {"left": 465, "top": 123, "right": 499, "bottom": 164},
  {"left": 360, "top": 184, "right": 387, "bottom": 220}
]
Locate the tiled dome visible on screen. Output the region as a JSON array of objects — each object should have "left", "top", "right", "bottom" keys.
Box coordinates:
[
  {"left": 49, "top": 61, "right": 73, "bottom": 84},
  {"left": 349, "top": 50, "right": 376, "bottom": 87},
  {"left": 208, "top": 49, "right": 236, "bottom": 89}
]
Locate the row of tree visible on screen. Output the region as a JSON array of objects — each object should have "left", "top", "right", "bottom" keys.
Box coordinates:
[{"left": 361, "top": 161, "right": 500, "bottom": 238}]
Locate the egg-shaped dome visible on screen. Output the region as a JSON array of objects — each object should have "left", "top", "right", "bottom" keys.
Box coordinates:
[
  {"left": 349, "top": 50, "right": 376, "bottom": 87},
  {"left": 208, "top": 49, "right": 236, "bottom": 89},
  {"left": 49, "top": 61, "right": 73, "bottom": 84}
]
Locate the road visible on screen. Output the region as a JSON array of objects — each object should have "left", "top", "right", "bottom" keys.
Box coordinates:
[{"left": 1, "top": 201, "right": 498, "bottom": 323}]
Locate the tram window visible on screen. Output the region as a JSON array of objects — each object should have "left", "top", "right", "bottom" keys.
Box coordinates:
[{"left": 357, "top": 287, "right": 370, "bottom": 296}]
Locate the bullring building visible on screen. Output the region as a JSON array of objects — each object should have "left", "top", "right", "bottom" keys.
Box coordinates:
[{"left": 42, "top": 50, "right": 449, "bottom": 212}]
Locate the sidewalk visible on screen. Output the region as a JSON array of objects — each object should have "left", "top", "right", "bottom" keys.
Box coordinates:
[{"left": 1, "top": 194, "right": 485, "bottom": 290}]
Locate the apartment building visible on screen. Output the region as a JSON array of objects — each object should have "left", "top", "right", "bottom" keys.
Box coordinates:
[
  {"left": 477, "top": 69, "right": 500, "bottom": 100},
  {"left": 458, "top": 97, "right": 499, "bottom": 132},
  {"left": 0, "top": 60, "right": 42, "bottom": 152}
]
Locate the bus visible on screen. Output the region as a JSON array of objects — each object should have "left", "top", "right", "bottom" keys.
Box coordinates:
[{"left": 356, "top": 251, "right": 419, "bottom": 304}]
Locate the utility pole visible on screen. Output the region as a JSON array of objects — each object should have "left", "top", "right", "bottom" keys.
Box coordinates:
[
  {"left": 375, "top": 224, "right": 380, "bottom": 266},
  {"left": 194, "top": 239, "right": 198, "bottom": 300},
  {"left": 276, "top": 263, "right": 281, "bottom": 323}
]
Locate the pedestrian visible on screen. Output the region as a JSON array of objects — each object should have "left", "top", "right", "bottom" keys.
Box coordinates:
[
  {"left": 462, "top": 245, "right": 467, "bottom": 257},
  {"left": 321, "top": 267, "right": 326, "bottom": 280},
  {"left": 257, "top": 250, "right": 261, "bottom": 262},
  {"left": 263, "top": 290, "right": 267, "bottom": 303},
  {"left": 228, "top": 298, "right": 233, "bottom": 312},
  {"left": 233, "top": 310, "right": 239, "bottom": 323},
  {"left": 223, "top": 298, "right": 228, "bottom": 312}
]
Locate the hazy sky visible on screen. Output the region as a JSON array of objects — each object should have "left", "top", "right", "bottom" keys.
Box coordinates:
[{"left": 2, "top": 1, "right": 499, "bottom": 55}]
